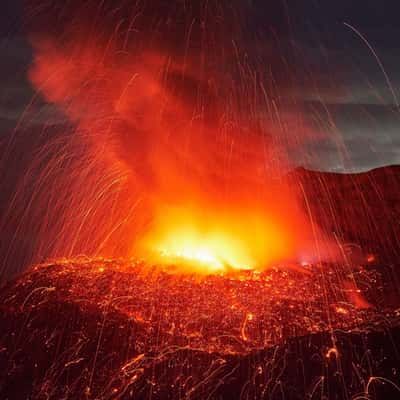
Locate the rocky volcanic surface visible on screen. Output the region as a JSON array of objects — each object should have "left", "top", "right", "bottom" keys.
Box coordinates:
[{"left": 1, "top": 166, "right": 400, "bottom": 399}]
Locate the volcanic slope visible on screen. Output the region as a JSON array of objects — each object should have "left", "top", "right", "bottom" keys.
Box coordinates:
[
  {"left": 0, "top": 258, "right": 399, "bottom": 399},
  {"left": 2, "top": 165, "right": 400, "bottom": 399}
]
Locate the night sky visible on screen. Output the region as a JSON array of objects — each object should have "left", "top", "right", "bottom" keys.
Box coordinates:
[{"left": 1, "top": 0, "right": 400, "bottom": 172}]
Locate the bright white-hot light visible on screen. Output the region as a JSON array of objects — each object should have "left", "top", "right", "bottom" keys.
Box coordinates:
[
  {"left": 160, "top": 246, "right": 225, "bottom": 271},
  {"left": 136, "top": 204, "right": 301, "bottom": 274}
]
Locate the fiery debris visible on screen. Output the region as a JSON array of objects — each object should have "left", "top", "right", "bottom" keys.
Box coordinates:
[
  {"left": 1, "top": 258, "right": 399, "bottom": 399},
  {"left": 6, "top": 258, "right": 392, "bottom": 354}
]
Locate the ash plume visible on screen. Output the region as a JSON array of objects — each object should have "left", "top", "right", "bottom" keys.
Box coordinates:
[{"left": 18, "top": 0, "right": 332, "bottom": 267}]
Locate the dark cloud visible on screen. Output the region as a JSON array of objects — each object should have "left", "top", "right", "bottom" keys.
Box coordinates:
[
  {"left": 288, "top": 102, "right": 400, "bottom": 172},
  {"left": 284, "top": 0, "right": 400, "bottom": 49},
  {"left": 1, "top": 1, "right": 400, "bottom": 172}
]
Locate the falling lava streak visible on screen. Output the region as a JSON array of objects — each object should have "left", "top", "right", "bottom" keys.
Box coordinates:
[{"left": 1, "top": 256, "right": 399, "bottom": 398}]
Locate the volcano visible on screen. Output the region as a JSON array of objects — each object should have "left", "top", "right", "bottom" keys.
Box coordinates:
[{"left": 1, "top": 167, "right": 400, "bottom": 399}]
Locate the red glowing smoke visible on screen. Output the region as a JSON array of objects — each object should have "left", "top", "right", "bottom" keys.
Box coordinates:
[{"left": 24, "top": 0, "right": 333, "bottom": 269}]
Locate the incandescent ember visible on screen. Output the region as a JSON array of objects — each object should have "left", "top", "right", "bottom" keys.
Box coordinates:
[
  {"left": 3, "top": 258, "right": 392, "bottom": 354},
  {"left": 1, "top": 258, "right": 399, "bottom": 399}
]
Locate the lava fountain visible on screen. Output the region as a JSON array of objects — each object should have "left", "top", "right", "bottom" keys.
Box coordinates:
[
  {"left": 1, "top": 2, "right": 400, "bottom": 399},
  {"left": 22, "top": 0, "right": 330, "bottom": 273}
]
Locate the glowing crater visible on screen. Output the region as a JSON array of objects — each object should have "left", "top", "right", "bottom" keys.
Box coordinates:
[
  {"left": 154, "top": 231, "right": 254, "bottom": 273},
  {"left": 136, "top": 204, "right": 305, "bottom": 275}
]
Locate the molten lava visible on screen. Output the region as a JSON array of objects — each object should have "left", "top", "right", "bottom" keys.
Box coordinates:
[
  {"left": 145, "top": 223, "right": 254, "bottom": 273},
  {"left": 137, "top": 203, "right": 302, "bottom": 273}
]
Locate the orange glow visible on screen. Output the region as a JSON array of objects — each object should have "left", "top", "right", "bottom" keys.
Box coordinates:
[
  {"left": 141, "top": 221, "right": 254, "bottom": 273},
  {"left": 27, "top": 25, "right": 328, "bottom": 273},
  {"left": 366, "top": 254, "right": 376, "bottom": 263},
  {"left": 136, "top": 200, "right": 305, "bottom": 274},
  {"left": 326, "top": 347, "right": 339, "bottom": 359}
]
